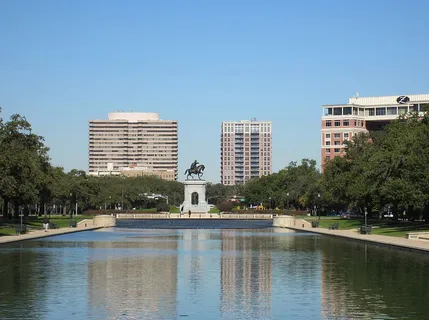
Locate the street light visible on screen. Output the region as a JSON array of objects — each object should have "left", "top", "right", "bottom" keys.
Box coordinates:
[
  {"left": 269, "top": 197, "right": 272, "bottom": 210},
  {"left": 121, "top": 187, "right": 124, "bottom": 211},
  {"left": 317, "top": 193, "right": 321, "bottom": 220},
  {"left": 69, "top": 193, "right": 73, "bottom": 220},
  {"left": 286, "top": 192, "right": 290, "bottom": 211},
  {"left": 364, "top": 207, "right": 368, "bottom": 227}
]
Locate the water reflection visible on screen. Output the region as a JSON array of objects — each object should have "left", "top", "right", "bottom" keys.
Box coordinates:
[
  {"left": 220, "top": 230, "right": 272, "bottom": 320},
  {"left": 1, "top": 228, "right": 429, "bottom": 319},
  {"left": 319, "top": 237, "right": 429, "bottom": 320},
  {"left": 87, "top": 238, "right": 178, "bottom": 320}
]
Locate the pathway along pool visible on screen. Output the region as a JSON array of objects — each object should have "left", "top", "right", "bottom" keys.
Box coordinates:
[{"left": 0, "top": 225, "right": 429, "bottom": 320}]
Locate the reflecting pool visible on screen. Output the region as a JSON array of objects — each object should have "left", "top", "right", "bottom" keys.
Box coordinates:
[{"left": 1, "top": 224, "right": 429, "bottom": 319}]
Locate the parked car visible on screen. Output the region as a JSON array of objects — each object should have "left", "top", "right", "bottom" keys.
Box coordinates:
[{"left": 340, "top": 212, "right": 350, "bottom": 219}]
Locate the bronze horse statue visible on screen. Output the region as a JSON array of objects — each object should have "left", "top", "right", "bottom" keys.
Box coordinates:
[{"left": 184, "top": 164, "right": 205, "bottom": 180}]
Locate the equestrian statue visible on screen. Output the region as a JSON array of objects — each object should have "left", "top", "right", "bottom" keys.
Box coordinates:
[{"left": 184, "top": 160, "right": 205, "bottom": 180}]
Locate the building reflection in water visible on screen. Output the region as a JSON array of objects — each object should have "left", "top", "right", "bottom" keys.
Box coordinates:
[
  {"left": 177, "top": 229, "right": 222, "bottom": 317},
  {"left": 220, "top": 230, "right": 272, "bottom": 319},
  {"left": 87, "top": 237, "right": 178, "bottom": 319}
]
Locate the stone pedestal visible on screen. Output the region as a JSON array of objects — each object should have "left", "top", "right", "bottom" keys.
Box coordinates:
[{"left": 181, "top": 180, "right": 209, "bottom": 214}]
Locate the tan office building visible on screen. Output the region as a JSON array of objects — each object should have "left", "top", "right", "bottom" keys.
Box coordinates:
[
  {"left": 221, "top": 119, "right": 272, "bottom": 185},
  {"left": 89, "top": 112, "right": 178, "bottom": 180}
]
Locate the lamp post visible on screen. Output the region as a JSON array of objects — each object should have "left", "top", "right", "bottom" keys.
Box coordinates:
[
  {"left": 286, "top": 192, "right": 290, "bottom": 211},
  {"left": 69, "top": 193, "right": 73, "bottom": 220},
  {"left": 269, "top": 197, "right": 272, "bottom": 210},
  {"left": 364, "top": 207, "right": 368, "bottom": 227},
  {"left": 317, "top": 193, "right": 321, "bottom": 220},
  {"left": 121, "top": 187, "right": 124, "bottom": 211}
]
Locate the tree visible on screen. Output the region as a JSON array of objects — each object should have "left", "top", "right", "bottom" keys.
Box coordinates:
[
  {"left": 0, "top": 113, "right": 50, "bottom": 218},
  {"left": 242, "top": 159, "right": 321, "bottom": 211}
]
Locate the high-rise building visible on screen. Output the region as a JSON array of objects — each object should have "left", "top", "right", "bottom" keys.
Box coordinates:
[
  {"left": 221, "top": 119, "right": 272, "bottom": 185},
  {"left": 321, "top": 93, "right": 429, "bottom": 170},
  {"left": 89, "top": 112, "right": 178, "bottom": 180}
]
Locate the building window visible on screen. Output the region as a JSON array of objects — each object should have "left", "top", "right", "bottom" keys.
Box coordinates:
[
  {"left": 326, "top": 148, "right": 331, "bottom": 154},
  {"left": 334, "top": 141, "right": 341, "bottom": 145},
  {"left": 368, "top": 108, "right": 375, "bottom": 116},
  {"left": 333, "top": 108, "right": 342, "bottom": 115},
  {"left": 334, "top": 121, "right": 341, "bottom": 127},
  {"left": 324, "top": 108, "right": 333, "bottom": 116},
  {"left": 343, "top": 120, "right": 349, "bottom": 126},
  {"left": 376, "top": 107, "right": 386, "bottom": 116},
  {"left": 325, "top": 156, "right": 331, "bottom": 160},
  {"left": 326, "top": 141, "right": 331, "bottom": 146},
  {"left": 354, "top": 120, "right": 357, "bottom": 126},
  {"left": 334, "top": 133, "right": 341, "bottom": 138},
  {"left": 325, "top": 120, "right": 332, "bottom": 127},
  {"left": 325, "top": 133, "right": 331, "bottom": 139},
  {"left": 387, "top": 107, "right": 397, "bottom": 115},
  {"left": 399, "top": 107, "right": 407, "bottom": 115},
  {"left": 344, "top": 133, "right": 349, "bottom": 140},
  {"left": 343, "top": 107, "right": 352, "bottom": 115},
  {"left": 334, "top": 148, "right": 340, "bottom": 153}
]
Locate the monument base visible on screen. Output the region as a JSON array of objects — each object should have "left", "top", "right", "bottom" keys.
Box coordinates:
[{"left": 180, "top": 180, "right": 209, "bottom": 214}]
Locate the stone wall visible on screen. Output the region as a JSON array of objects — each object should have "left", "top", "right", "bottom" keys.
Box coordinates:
[
  {"left": 93, "top": 215, "right": 116, "bottom": 227},
  {"left": 273, "top": 216, "right": 311, "bottom": 228},
  {"left": 77, "top": 219, "right": 94, "bottom": 228}
]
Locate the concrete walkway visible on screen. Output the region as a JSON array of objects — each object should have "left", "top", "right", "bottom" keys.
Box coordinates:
[
  {"left": 286, "top": 224, "right": 429, "bottom": 253},
  {"left": 0, "top": 226, "right": 101, "bottom": 245}
]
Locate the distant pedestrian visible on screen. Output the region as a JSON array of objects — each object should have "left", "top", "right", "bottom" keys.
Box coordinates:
[
  {"left": 43, "top": 216, "right": 50, "bottom": 232},
  {"left": 188, "top": 210, "right": 191, "bottom": 218}
]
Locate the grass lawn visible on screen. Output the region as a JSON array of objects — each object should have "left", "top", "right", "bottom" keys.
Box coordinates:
[
  {"left": 0, "top": 215, "right": 94, "bottom": 236},
  {"left": 209, "top": 207, "right": 220, "bottom": 214},
  {"left": 169, "top": 206, "right": 181, "bottom": 213},
  {"left": 302, "top": 217, "right": 362, "bottom": 230},
  {"left": 301, "top": 216, "right": 429, "bottom": 238},
  {"left": 371, "top": 223, "right": 429, "bottom": 238}
]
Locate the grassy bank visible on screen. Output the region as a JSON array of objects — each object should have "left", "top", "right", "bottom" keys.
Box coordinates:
[
  {"left": 301, "top": 216, "right": 429, "bottom": 238},
  {"left": 0, "top": 215, "right": 93, "bottom": 236}
]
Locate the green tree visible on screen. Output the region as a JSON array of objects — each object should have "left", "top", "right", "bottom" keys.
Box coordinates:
[{"left": 0, "top": 113, "right": 50, "bottom": 218}]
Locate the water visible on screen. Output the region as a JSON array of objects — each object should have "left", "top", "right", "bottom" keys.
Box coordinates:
[{"left": 1, "top": 221, "right": 429, "bottom": 320}]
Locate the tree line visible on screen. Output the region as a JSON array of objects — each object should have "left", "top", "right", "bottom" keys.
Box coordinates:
[
  {"left": 2, "top": 110, "right": 428, "bottom": 220},
  {"left": 244, "top": 112, "right": 429, "bottom": 220}
]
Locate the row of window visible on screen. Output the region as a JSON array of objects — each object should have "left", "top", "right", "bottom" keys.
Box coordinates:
[
  {"left": 323, "top": 104, "right": 429, "bottom": 117},
  {"left": 325, "top": 148, "right": 342, "bottom": 154},
  {"left": 89, "top": 134, "right": 177, "bottom": 137},
  {"left": 325, "top": 120, "right": 365, "bottom": 127},
  {"left": 325, "top": 141, "right": 342, "bottom": 146},
  {"left": 325, "top": 132, "right": 349, "bottom": 139},
  {"left": 223, "top": 133, "right": 271, "bottom": 137}
]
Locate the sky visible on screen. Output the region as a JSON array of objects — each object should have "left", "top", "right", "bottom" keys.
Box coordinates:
[{"left": 1, "top": 0, "right": 429, "bottom": 183}]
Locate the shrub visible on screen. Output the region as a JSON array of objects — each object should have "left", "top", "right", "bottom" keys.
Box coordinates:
[
  {"left": 156, "top": 202, "right": 170, "bottom": 212},
  {"left": 217, "top": 201, "right": 233, "bottom": 212}
]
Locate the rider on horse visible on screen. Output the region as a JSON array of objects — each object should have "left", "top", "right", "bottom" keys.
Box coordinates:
[
  {"left": 190, "top": 160, "right": 199, "bottom": 173},
  {"left": 185, "top": 160, "right": 205, "bottom": 180}
]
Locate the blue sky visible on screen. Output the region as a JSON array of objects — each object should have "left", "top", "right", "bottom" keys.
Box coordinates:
[{"left": 1, "top": 0, "right": 428, "bottom": 182}]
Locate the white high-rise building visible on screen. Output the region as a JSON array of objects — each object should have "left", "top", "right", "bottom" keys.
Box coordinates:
[
  {"left": 89, "top": 112, "right": 178, "bottom": 180},
  {"left": 221, "top": 119, "right": 272, "bottom": 185}
]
